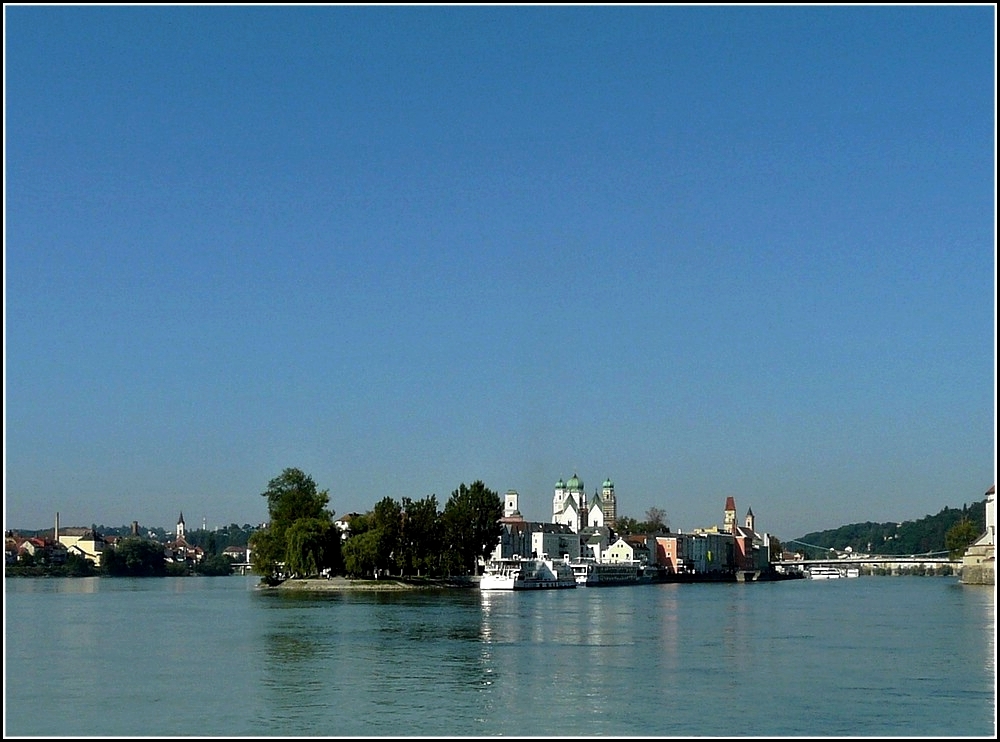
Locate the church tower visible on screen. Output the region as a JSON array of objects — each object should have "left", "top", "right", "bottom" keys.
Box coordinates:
[
  {"left": 724, "top": 496, "right": 737, "bottom": 533},
  {"left": 601, "top": 478, "right": 617, "bottom": 528},
  {"left": 565, "top": 474, "right": 585, "bottom": 532},
  {"left": 745, "top": 506, "right": 755, "bottom": 533},
  {"left": 504, "top": 490, "right": 521, "bottom": 519},
  {"left": 553, "top": 474, "right": 586, "bottom": 532},
  {"left": 177, "top": 512, "right": 186, "bottom": 540},
  {"left": 552, "top": 477, "right": 567, "bottom": 528}
]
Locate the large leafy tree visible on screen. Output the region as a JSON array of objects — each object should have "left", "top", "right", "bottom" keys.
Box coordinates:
[
  {"left": 248, "top": 528, "right": 284, "bottom": 582},
  {"left": 945, "top": 518, "right": 981, "bottom": 559},
  {"left": 249, "top": 468, "right": 340, "bottom": 582},
  {"left": 264, "top": 468, "right": 331, "bottom": 526},
  {"left": 370, "top": 496, "right": 404, "bottom": 576},
  {"left": 342, "top": 528, "right": 380, "bottom": 578},
  {"left": 284, "top": 517, "right": 339, "bottom": 577},
  {"left": 442, "top": 481, "right": 503, "bottom": 576},
  {"left": 340, "top": 497, "right": 442, "bottom": 579},
  {"left": 400, "top": 495, "right": 441, "bottom": 577}
]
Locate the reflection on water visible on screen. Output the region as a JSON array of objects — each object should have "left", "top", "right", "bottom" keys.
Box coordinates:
[
  {"left": 4, "top": 576, "right": 996, "bottom": 737},
  {"left": 253, "top": 588, "right": 499, "bottom": 735},
  {"left": 9, "top": 575, "right": 101, "bottom": 594}
]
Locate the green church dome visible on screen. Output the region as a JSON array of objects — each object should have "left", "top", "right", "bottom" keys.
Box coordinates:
[
  {"left": 566, "top": 474, "right": 583, "bottom": 491},
  {"left": 603, "top": 478, "right": 614, "bottom": 488}
]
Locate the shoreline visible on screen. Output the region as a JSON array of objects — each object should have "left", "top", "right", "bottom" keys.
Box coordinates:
[
  {"left": 264, "top": 569, "right": 806, "bottom": 591},
  {"left": 264, "top": 575, "right": 479, "bottom": 591}
]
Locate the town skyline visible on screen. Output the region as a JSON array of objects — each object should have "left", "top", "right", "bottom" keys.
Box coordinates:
[{"left": 8, "top": 475, "right": 992, "bottom": 545}]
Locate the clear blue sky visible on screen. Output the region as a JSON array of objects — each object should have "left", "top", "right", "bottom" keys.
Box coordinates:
[{"left": 4, "top": 5, "right": 996, "bottom": 540}]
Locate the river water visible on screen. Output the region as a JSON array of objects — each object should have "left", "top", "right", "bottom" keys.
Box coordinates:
[{"left": 3, "top": 574, "right": 995, "bottom": 737}]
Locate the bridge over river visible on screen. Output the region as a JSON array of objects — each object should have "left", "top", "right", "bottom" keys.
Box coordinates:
[{"left": 775, "top": 541, "right": 960, "bottom": 573}]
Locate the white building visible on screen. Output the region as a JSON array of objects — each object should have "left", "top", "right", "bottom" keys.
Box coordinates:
[
  {"left": 490, "top": 489, "right": 580, "bottom": 562},
  {"left": 552, "top": 474, "right": 615, "bottom": 533},
  {"left": 975, "top": 483, "right": 996, "bottom": 548},
  {"left": 961, "top": 483, "right": 996, "bottom": 585}
]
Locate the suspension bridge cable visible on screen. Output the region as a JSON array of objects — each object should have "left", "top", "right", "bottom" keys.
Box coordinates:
[{"left": 784, "top": 539, "right": 952, "bottom": 558}]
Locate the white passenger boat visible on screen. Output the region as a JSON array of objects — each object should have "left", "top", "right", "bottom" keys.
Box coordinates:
[
  {"left": 807, "top": 564, "right": 862, "bottom": 579},
  {"left": 480, "top": 557, "right": 577, "bottom": 590},
  {"left": 807, "top": 565, "right": 844, "bottom": 579},
  {"left": 568, "top": 558, "right": 651, "bottom": 586}
]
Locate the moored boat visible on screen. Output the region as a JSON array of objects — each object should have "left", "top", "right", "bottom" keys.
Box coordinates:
[
  {"left": 806, "top": 564, "right": 862, "bottom": 579},
  {"left": 568, "top": 558, "right": 651, "bottom": 586},
  {"left": 480, "top": 557, "right": 577, "bottom": 590},
  {"left": 807, "top": 565, "right": 844, "bottom": 579}
]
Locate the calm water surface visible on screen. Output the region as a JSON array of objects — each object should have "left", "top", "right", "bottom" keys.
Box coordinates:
[{"left": 4, "top": 574, "right": 995, "bottom": 737}]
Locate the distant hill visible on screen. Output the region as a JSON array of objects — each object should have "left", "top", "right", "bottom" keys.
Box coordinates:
[{"left": 789, "top": 499, "right": 987, "bottom": 558}]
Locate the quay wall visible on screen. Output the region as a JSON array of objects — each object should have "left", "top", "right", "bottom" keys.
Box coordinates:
[{"left": 960, "top": 562, "right": 995, "bottom": 586}]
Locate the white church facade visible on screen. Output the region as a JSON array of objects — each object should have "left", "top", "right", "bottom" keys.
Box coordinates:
[{"left": 552, "top": 474, "right": 617, "bottom": 533}]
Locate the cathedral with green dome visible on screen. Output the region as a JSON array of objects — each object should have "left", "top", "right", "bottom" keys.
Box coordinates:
[{"left": 552, "top": 474, "right": 616, "bottom": 532}]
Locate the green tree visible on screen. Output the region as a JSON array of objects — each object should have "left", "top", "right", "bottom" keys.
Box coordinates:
[
  {"left": 371, "top": 496, "right": 404, "bottom": 577},
  {"left": 195, "top": 554, "right": 235, "bottom": 576},
  {"left": 342, "top": 528, "right": 379, "bottom": 578},
  {"left": 102, "top": 538, "right": 167, "bottom": 577},
  {"left": 248, "top": 528, "right": 284, "bottom": 583},
  {"left": 640, "top": 507, "right": 670, "bottom": 533},
  {"left": 166, "top": 561, "right": 190, "bottom": 576},
  {"left": 400, "top": 494, "right": 441, "bottom": 577},
  {"left": 614, "top": 516, "right": 639, "bottom": 536},
  {"left": 263, "top": 467, "right": 332, "bottom": 526},
  {"left": 284, "top": 517, "right": 339, "bottom": 577},
  {"left": 63, "top": 552, "right": 97, "bottom": 577},
  {"left": 442, "top": 481, "right": 503, "bottom": 576},
  {"left": 944, "top": 518, "right": 981, "bottom": 559},
  {"left": 249, "top": 468, "right": 340, "bottom": 583}
]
